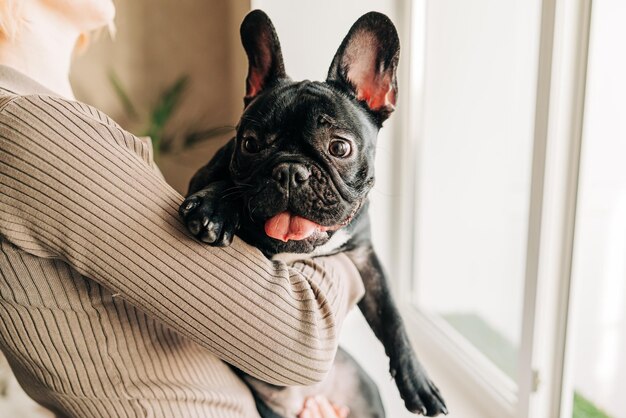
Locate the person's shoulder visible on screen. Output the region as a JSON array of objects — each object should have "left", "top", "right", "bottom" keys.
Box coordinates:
[
  {"left": 0, "top": 93, "right": 156, "bottom": 167},
  {"left": 0, "top": 93, "right": 122, "bottom": 153},
  {"left": 0, "top": 88, "right": 20, "bottom": 111},
  {"left": 0, "top": 91, "right": 64, "bottom": 113},
  {"left": 0, "top": 93, "right": 120, "bottom": 130}
]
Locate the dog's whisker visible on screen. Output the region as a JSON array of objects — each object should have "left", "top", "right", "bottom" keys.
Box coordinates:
[{"left": 246, "top": 200, "right": 258, "bottom": 222}]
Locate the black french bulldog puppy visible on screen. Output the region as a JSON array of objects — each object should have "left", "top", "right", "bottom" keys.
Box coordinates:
[{"left": 179, "top": 10, "right": 448, "bottom": 418}]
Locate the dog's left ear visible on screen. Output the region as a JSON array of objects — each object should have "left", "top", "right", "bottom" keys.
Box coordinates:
[
  {"left": 327, "top": 12, "right": 400, "bottom": 123},
  {"left": 240, "top": 10, "right": 287, "bottom": 107}
]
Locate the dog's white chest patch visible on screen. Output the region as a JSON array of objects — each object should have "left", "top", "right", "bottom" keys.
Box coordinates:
[{"left": 271, "top": 229, "right": 351, "bottom": 263}]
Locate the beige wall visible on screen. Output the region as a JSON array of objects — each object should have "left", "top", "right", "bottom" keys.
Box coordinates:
[{"left": 71, "top": 0, "right": 250, "bottom": 193}]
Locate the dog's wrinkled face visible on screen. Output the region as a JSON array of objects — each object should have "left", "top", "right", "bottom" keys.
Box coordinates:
[
  {"left": 231, "top": 81, "right": 377, "bottom": 254},
  {"left": 230, "top": 10, "right": 399, "bottom": 255}
]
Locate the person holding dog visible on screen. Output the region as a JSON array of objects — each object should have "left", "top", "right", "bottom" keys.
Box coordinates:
[{"left": 0, "top": 1, "right": 360, "bottom": 417}]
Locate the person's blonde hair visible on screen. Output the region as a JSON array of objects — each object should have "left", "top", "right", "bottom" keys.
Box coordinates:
[
  {"left": 0, "top": 0, "right": 114, "bottom": 49},
  {"left": 0, "top": 0, "right": 23, "bottom": 40}
]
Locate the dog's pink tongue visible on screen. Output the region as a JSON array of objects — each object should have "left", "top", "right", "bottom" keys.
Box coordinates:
[{"left": 264, "top": 211, "right": 322, "bottom": 242}]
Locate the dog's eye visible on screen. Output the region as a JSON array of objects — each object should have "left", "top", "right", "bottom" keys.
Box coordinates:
[
  {"left": 242, "top": 136, "right": 261, "bottom": 153},
  {"left": 328, "top": 139, "right": 352, "bottom": 158}
]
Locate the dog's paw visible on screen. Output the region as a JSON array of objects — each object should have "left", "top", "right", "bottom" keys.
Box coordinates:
[
  {"left": 179, "top": 181, "right": 240, "bottom": 246},
  {"left": 392, "top": 356, "right": 448, "bottom": 416}
]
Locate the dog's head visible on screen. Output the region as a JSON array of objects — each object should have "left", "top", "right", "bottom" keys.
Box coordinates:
[{"left": 230, "top": 10, "right": 400, "bottom": 255}]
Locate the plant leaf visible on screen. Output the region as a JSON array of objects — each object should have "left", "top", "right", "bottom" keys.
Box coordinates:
[
  {"left": 108, "top": 70, "right": 139, "bottom": 120},
  {"left": 143, "top": 75, "right": 189, "bottom": 159},
  {"left": 147, "top": 76, "right": 189, "bottom": 134},
  {"left": 183, "top": 126, "right": 235, "bottom": 149}
]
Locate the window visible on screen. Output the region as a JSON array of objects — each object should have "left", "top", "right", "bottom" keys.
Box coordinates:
[
  {"left": 393, "top": 1, "right": 605, "bottom": 417},
  {"left": 566, "top": 1, "right": 626, "bottom": 417},
  {"left": 410, "top": 0, "right": 541, "bottom": 382},
  {"left": 396, "top": 0, "right": 547, "bottom": 414}
]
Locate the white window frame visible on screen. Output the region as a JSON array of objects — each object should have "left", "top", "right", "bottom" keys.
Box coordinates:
[{"left": 390, "top": 1, "right": 592, "bottom": 417}]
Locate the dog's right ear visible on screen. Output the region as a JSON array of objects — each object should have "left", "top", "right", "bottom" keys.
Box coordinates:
[
  {"left": 327, "top": 12, "right": 400, "bottom": 124},
  {"left": 240, "top": 10, "right": 287, "bottom": 107}
]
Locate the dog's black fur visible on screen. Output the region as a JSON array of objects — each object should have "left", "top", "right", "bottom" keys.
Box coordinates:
[{"left": 179, "top": 10, "right": 448, "bottom": 417}]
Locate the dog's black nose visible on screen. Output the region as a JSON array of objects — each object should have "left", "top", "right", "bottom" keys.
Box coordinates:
[{"left": 272, "top": 163, "right": 311, "bottom": 189}]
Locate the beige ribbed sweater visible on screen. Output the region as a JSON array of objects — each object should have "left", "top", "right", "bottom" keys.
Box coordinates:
[{"left": 0, "top": 66, "right": 365, "bottom": 418}]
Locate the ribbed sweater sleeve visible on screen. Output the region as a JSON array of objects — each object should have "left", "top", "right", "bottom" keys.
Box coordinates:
[{"left": 0, "top": 94, "right": 365, "bottom": 386}]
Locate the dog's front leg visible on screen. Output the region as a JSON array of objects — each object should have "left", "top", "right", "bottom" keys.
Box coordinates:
[
  {"left": 179, "top": 138, "right": 241, "bottom": 246},
  {"left": 347, "top": 245, "right": 448, "bottom": 416}
]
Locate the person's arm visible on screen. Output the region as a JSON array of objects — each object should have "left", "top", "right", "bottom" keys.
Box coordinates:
[{"left": 0, "top": 94, "right": 364, "bottom": 386}]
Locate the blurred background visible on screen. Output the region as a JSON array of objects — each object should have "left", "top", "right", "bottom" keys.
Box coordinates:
[
  {"left": 1, "top": 1, "right": 624, "bottom": 418},
  {"left": 71, "top": 0, "right": 249, "bottom": 194}
]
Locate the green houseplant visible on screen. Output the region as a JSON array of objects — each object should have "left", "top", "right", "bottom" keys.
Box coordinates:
[{"left": 109, "top": 71, "right": 233, "bottom": 162}]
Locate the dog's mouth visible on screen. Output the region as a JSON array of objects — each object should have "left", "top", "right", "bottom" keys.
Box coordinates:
[
  {"left": 263, "top": 201, "right": 363, "bottom": 242},
  {"left": 264, "top": 212, "right": 341, "bottom": 242}
]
